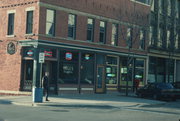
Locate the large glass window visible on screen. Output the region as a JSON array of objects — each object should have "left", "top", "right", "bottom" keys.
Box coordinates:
[
  {"left": 46, "top": 9, "right": 55, "bottom": 36},
  {"left": 111, "top": 24, "right": 118, "bottom": 46},
  {"left": 7, "top": 13, "right": 15, "bottom": 35},
  {"left": 68, "top": 14, "right": 76, "bottom": 39},
  {"left": 87, "top": 18, "right": 94, "bottom": 41},
  {"left": 134, "top": 59, "right": 145, "bottom": 82},
  {"left": 106, "top": 56, "right": 118, "bottom": 85},
  {"left": 26, "top": 11, "right": 33, "bottom": 34},
  {"left": 81, "top": 53, "right": 94, "bottom": 85},
  {"left": 59, "top": 51, "right": 79, "bottom": 84},
  {"left": 99, "top": 21, "right": 106, "bottom": 43}
]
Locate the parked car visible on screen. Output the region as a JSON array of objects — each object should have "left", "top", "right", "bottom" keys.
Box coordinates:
[
  {"left": 136, "top": 83, "right": 180, "bottom": 100},
  {"left": 172, "top": 82, "right": 180, "bottom": 89}
]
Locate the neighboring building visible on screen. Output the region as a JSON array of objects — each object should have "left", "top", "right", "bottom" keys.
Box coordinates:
[
  {"left": 0, "top": 0, "right": 150, "bottom": 94},
  {"left": 148, "top": 0, "right": 180, "bottom": 83}
]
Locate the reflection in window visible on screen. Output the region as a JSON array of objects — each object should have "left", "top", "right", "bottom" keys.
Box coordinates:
[
  {"left": 87, "top": 18, "right": 94, "bottom": 41},
  {"left": 111, "top": 24, "right": 118, "bottom": 46},
  {"left": 46, "top": 9, "right": 55, "bottom": 36},
  {"left": 99, "top": 21, "right": 106, "bottom": 43},
  {"left": 59, "top": 51, "right": 78, "bottom": 84},
  {"left": 68, "top": 14, "right": 76, "bottom": 39},
  {"left": 106, "top": 56, "right": 118, "bottom": 84},
  {"left": 81, "top": 53, "right": 94, "bottom": 85},
  {"left": 135, "top": 59, "right": 145, "bottom": 82}
]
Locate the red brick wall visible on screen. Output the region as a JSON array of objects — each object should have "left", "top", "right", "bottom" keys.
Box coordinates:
[{"left": 0, "top": 0, "right": 39, "bottom": 91}]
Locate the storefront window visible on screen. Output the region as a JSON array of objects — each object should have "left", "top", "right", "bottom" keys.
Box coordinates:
[
  {"left": 106, "top": 56, "right": 118, "bottom": 84},
  {"left": 135, "top": 59, "right": 145, "bottom": 82},
  {"left": 59, "top": 51, "right": 79, "bottom": 84},
  {"left": 81, "top": 53, "right": 94, "bottom": 85}
]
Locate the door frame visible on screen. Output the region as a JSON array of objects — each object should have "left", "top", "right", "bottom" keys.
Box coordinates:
[{"left": 95, "top": 65, "right": 105, "bottom": 93}]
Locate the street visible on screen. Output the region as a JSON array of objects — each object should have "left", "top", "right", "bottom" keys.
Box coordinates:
[{"left": 0, "top": 97, "right": 180, "bottom": 121}]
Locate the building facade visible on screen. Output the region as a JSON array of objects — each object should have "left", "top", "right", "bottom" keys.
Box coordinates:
[
  {"left": 148, "top": 0, "right": 180, "bottom": 83},
  {"left": 0, "top": 0, "right": 150, "bottom": 94}
]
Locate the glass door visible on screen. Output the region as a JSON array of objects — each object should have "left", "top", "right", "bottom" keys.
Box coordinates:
[{"left": 96, "top": 65, "right": 105, "bottom": 93}]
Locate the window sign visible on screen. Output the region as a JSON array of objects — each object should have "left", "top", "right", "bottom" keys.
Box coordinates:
[
  {"left": 85, "top": 54, "right": 90, "bottom": 60},
  {"left": 65, "top": 52, "right": 72, "bottom": 61},
  {"left": 27, "top": 50, "right": 34, "bottom": 57},
  {"left": 44, "top": 50, "right": 52, "bottom": 57}
]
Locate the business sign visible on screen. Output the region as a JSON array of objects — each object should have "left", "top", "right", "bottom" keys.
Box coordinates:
[
  {"left": 39, "top": 52, "right": 45, "bottom": 63},
  {"left": 27, "top": 50, "right": 34, "bottom": 57},
  {"left": 44, "top": 50, "right": 52, "bottom": 57},
  {"left": 65, "top": 52, "right": 72, "bottom": 61}
]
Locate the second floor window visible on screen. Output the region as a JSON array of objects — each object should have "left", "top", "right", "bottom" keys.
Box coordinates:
[
  {"left": 126, "top": 28, "right": 133, "bottom": 48},
  {"left": 139, "top": 30, "right": 145, "bottom": 50},
  {"left": 7, "top": 13, "right": 15, "bottom": 35},
  {"left": 167, "top": 0, "right": 171, "bottom": 16},
  {"left": 46, "top": 9, "right": 55, "bottom": 36},
  {"left": 87, "top": 18, "right": 94, "bottom": 41},
  {"left": 99, "top": 21, "right": 106, "bottom": 43},
  {"left": 167, "top": 30, "right": 170, "bottom": 49},
  {"left": 157, "top": 28, "right": 163, "bottom": 48},
  {"left": 111, "top": 24, "right": 118, "bottom": 46},
  {"left": 68, "top": 14, "right": 76, "bottom": 39},
  {"left": 175, "top": 31, "right": 179, "bottom": 49},
  {"left": 26, "top": 11, "right": 33, "bottom": 34}
]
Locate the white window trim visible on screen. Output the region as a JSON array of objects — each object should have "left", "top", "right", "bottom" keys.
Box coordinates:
[
  {"left": 130, "top": 0, "right": 151, "bottom": 6},
  {"left": 26, "top": 6, "right": 35, "bottom": 11}
]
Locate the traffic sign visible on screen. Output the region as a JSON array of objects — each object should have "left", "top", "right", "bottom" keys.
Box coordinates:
[{"left": 39, "top": 52, "right": 45, "bottom": 63}]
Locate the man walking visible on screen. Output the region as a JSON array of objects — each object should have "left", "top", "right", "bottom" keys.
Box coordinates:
[{"left": 42, "top": 72, "right": 50, "bottom": 101}]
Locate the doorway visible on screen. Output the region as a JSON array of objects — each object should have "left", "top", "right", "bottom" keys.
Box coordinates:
[
  {"left": 96, "top": 65, "right": 105, "bottom": 93},
  {"left": 42, "top": 61, "right": 58, "bottom": 94}
]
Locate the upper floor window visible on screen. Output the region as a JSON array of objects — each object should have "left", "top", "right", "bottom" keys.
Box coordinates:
[
  {"left": 46, "top": 9, "right": 55, "bottom": 36},
  {"left": 149, "top": 26, "right": 154, "bottom": 46},
  {"left": 175, "top": 31, "right": 179, "bottom": 49},
  {"left": 26, "top": 11, "right": 33, "bottom": 34},
  {"left": 157, "top": 28, "right": 163, "bottom": 48},
  {"left": 167, "top": 0, "right": 171, "bottom": 16},
  {"left": 166, "top": 30, "right": 170, "bottom": 49},
  {"left": 7, "top": 13, "right": 15, "bottom": 35},
  {"left": 159, "top": 0, "right": 163, "bottom": 14},
  {"left": 151, "top": 0, "right": 154, "bottom": 12},
  {"left": 87, "top": 18, "right": 94, "bottom": 41},
  {"left": 126, "top": 27, "right": 133, "bottom": 48},
  {"left": 111, "top": 24, "right": 118, "bottom": 46},
  {"left": 139, "top": 29, "right": 145, "bottom": 50},
  {"left": 68, "top": 14, "right": 76, "bottom": 39},
  {"left": 175, "top": 0, "right": 179, "bottom": 18},
  {"left": 99, "top": 21, "right": 106, "bottom": 43},
  {"left": 133, "top": 0, "right": 151, "bottom": 5}
]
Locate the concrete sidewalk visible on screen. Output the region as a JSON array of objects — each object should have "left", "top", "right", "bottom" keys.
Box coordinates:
[{"left": 0, "top": 92, "right": 165, "bottom": 108}]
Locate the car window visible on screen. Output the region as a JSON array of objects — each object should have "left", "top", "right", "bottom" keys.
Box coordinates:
[{"left": 157, "top": 83, "right": 174, "bottom": 89}]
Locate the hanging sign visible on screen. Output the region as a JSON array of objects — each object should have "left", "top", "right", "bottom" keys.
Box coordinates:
[{"left": 65, "top": 52, "right": 72, "bottom": 61}]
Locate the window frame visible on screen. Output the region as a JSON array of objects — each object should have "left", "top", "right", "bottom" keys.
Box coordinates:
[
  {"left": 86, "top": 18, "right": 94, "bottom": 42},
  {"left": 99, "top": 21, "right": 106, "bottom": 44},
  {"left": 46, "top": 9, "right": 56, "bottom": 36},
  {"left": 26, "top": 10, "right": 34, "bottom": 34},
  {"left": 7, "top": 13, "right": 15, "bottom": 35},
  {"left": 111, "top": 23, "right": 118, "bottom": 46},
  {"left": 68, "top": 14, "right": 76, "bottom": 39}
]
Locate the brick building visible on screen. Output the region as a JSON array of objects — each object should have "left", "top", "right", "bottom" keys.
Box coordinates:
[
  {"left": 148, "top": 0, "right": 180, "bottom": 83},
  {"left": 0, "top": 0, "right": 150, "bottom": 94}
]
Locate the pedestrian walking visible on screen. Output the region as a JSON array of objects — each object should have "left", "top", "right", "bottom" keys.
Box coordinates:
[{"left": 42, "top": 72, "right": 50, "bottom": 101}]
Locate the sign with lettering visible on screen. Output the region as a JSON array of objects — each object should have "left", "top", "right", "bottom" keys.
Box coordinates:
[{"left": 39, "top": 53, "right": 45, "bottom": 63}]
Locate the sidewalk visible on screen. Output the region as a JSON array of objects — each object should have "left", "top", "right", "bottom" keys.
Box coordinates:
[{"left": 0, "top": 92, "right": 165, "bottom": 108}]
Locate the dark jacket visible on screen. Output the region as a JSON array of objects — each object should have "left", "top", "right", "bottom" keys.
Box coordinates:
[{"left": 43, "top": 76, "right": 49, "bottom": 89}]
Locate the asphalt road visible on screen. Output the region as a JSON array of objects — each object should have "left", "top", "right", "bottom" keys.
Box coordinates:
[{"left": 0, "top": 100, "right": 179, "bottom": 121}]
